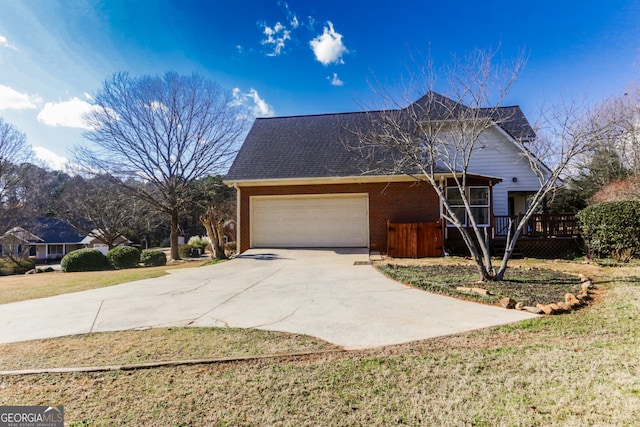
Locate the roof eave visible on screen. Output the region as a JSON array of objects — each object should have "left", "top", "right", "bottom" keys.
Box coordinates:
[{"left": 224, "top": 172, "right": 502, "bottom": 188}]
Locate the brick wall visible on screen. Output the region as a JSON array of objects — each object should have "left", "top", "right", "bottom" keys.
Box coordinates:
[{"left": 237, "top": 181, "right": 440, "bottom": 253}]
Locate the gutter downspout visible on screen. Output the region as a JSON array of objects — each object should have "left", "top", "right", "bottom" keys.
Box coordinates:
[
  {"left": 233, "top": 183, "right": 241, "bottom": 252},
  {"left": 439, "top": 175, "right": 446, "bottom": 241}
]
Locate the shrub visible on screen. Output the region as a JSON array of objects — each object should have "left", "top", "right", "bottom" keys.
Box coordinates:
[
  {"left": 61, "top": 248, "right": 108, "bottom": 272},
  {"left": 576, "top": 201, "right": 640, "bottom": 262},
  {"left": 106, "top": 246, "right": 141, "bottom": 269},
  {"left": 188, "top": 236, "right": 209, "bottom": 252},
  {"left": 0, "top": 257, "right": 36, "bottom": 275},
  {"left": 140, "top": 249, "right": 167, "bottom": 267},
  {"left": 178, "top": 244, "right": 199, "bottom": 259}
]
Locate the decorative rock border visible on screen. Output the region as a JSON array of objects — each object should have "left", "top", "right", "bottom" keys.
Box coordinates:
[
  {"left": 457, "top": 274, "right": 595, "bottom": 315},
  {"left": 25, "top": 267, "right": 56, "bottom": 274},
  {"left": 513, "top": 274, "right": 595, "bottom": 315}
]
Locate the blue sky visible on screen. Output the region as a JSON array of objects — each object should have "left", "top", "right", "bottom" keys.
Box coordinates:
[{"left": 0, "top": 0, "right": 639, "bottom": 170}]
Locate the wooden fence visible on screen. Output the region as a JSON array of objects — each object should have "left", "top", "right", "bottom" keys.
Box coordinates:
[{"left": 387, "top": 220, "right": 443, "bottom": 258}]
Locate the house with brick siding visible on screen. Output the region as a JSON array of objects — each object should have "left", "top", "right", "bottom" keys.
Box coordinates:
[{"left": 225, "top": 93, "right": 539, "bottom": 255}]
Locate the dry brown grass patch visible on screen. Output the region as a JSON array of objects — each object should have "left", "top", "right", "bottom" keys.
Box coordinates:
[
  {"left": 0, "top": 260, "right": 208, "bottom": 305},
  {"left": 0, "top": 327, "right": 336, "bottom": 371}
]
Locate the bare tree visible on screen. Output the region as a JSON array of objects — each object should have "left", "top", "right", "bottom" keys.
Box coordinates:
[
  {"left": 53, "top": 174, "right": 152, "bottom": 249},
  {"left": 0, "top": 118, "right": 34, "bottom": 231},
  {"left": 599, "top": 88, "right": 640, "bottom": 176},
  {"left": 0, "top": 117, "right": 30, "bottom": 165},
  {"left": 77, "top": 71, "right": 245, "bottom": 260},
  {"left": 501, "top": 98, "right": 604, "bottom": 275},
  {"left": 346, "top": 49, "right": 593, "bottom": 281},
  {"left": 573, "top": 87, "right": 640, "bottom": 180},
  {"left": 545, "top": 89, "right": 640, "bottom": 211}
]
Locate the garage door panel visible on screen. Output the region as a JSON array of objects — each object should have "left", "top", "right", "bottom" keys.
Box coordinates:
[{"left": 251, "top": 195, "right": 368, "bottom": 248}]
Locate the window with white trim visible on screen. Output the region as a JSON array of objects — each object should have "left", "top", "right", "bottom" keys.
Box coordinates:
[
  {"left": 446, "top": 187, "right": 467, "bottom": 225},
  {"left": 445, "top": 186, "right": 490, "bottom": 227},
  {"left": 49, "top": 244, "right": 64, "bottom": 256}
]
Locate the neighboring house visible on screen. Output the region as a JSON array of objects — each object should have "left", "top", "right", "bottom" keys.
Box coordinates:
[
  {"left": 80, "top": 230, "right": 131, "bottom": 254},
  {"left": 0, "top": 218, "right": 129, "bottom": 261},
  {"left": 0, "top": 228, "right": 43, "bottom": 259},
  {"left": 225, "top": 93, "right": 575, "bottom": 256}
]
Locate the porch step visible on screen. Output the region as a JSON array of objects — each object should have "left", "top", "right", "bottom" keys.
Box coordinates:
[{"left": 492, "top": 242, "right": 524, "bottom": 259}]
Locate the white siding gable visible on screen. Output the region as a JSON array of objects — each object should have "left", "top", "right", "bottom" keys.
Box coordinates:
[{"left": 468, "top": 127, "right": 542, "bottom": 216}]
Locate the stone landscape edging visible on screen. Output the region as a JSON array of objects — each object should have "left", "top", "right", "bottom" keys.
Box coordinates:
[{"left": 457, "top": 273, "right": 595, "bottom": 315}]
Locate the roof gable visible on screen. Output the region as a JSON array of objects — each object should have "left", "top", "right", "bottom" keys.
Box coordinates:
[
  {"left": 0, "top": 227, "right": 42, "bottom": 244},
  {"left": 410, "top": 92, "right": 536, "bottom": 141}
]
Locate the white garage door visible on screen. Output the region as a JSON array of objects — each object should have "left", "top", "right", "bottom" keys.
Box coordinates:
[{"left": 251, "top": 194, "right": 369, "bottom": 248}]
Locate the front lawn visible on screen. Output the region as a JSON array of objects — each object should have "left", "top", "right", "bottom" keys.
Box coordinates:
[
  {"left": 0, "top": 260, "right": 211, "bottom": 305},
  {"left": 0, "top": 261, "right": 638, "bottom": 425}
]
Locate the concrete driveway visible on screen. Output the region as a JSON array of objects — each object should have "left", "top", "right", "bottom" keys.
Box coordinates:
[{"left": 0, "top": 248, "right": 537, "bottom": 349}]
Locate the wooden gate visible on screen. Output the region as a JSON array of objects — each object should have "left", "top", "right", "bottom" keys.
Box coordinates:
[{"left": 387, "top": 220, "right": 443, "bottom": 258}]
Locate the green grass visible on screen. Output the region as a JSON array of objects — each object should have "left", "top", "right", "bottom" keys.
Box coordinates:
[{"left": 204, "top": 258, "right": 229, "bottom": 266}]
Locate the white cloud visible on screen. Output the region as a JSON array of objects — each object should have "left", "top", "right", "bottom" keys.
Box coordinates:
[
  {"left": 233, "top": 88, "right": 275, "bottom": 118},
  {"left": 0, "top": 35, "right": 17, "bottom": 50},
  {"left": 307, "top": 16, "right": 316, "bottom": 28},
  {"left": 33, "top": 146, "right": 68, "bottom": 171},
  {"left": 258, "top": 3, "right": 301, "bottom": 57},
  {"left": 247, "top": 88, "right": 275, "bottom": 117},
  {"left": 310, "top": 21, "right": 348, "bottom": 66},
  {"left": 261, "top": 21, "right": 292, "bottom": 56},
  {"left": 37, "top": 97, "right": 96, "bottom": 129},
  {"left": 282, "top": 2, "right": 299, "bottom": 28},
  {"left": 0, "top": 85, "right": 40, "bottom": 110},
  {"left": 291, "top": 15, "right": 300, "bottom": 29},
  {"left": 328, "top": 73, "right": 344, "bottom": 86}
]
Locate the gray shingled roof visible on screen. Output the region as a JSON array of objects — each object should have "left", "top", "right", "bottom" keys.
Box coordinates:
[
  {"left": 226, "top": 111, "right": 378, "bottom": 181},
  {"left": 31, "top": 217, "right": 86, "bottom": 244},
  {"left": 226, "top": 92, "right": 535, "bottom": 181}
]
